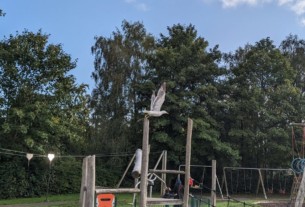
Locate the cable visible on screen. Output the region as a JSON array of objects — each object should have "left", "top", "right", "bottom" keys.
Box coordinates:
[
  {"left": 0, "top": 151, "right": 26, "bottom": 157},
  {"left": 0, "top": 147, "right": 45, "bottom": 157},
  {"left": 0, "top": 147, "right": 163, "bottom": 159}
]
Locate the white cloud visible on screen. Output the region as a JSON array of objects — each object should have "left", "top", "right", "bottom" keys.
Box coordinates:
[
  {"left": 301, "top": 17, "right": 305, "bottom": 26},
  {"left": 219, "top": 0, "right": 305, "bottom": 26},
  {"left": 277, "top": 0, "right": 305, "bottom": 25},
  {"left": 221, "top": 0, "right": 271, "bottom": 8},
  {"left": 291, "top": 1, "right": 305, "bottom": 15},
  {"left": 278, "top": 0, "right": 293, "bottom": 6}
]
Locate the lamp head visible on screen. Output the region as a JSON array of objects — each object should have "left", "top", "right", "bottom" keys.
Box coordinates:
[{"left": 48, "top": 153, "right": 55, "bottom": 162}]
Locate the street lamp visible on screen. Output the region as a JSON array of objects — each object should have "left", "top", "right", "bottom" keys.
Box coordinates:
[{"left": 48, "top": 154, "right": 55, "bottom": 162}]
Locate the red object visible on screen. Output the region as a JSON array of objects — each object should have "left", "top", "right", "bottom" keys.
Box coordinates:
[
  {"left": 96, "top": 194, "right": 115, "bottom": 207},
  {"left": 189, "top": 178, "right": 194, "bottom": 186}
]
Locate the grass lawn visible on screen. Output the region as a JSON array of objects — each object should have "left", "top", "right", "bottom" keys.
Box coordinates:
[
  {"left": 0, "top": 193, "right": 264, "bottom": 207},
  {"left": 0, "top": 194, "right": 79, "bottom": 206},
  {"left": 0, "top": 194, "right": 134, "bottom": 207}
]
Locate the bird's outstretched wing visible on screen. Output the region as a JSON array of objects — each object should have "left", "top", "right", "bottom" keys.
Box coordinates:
[
  {"left": 150, "top": 91, "right": 156, "bottom": 111},
  {"left": 151, "top": 82, "right": 166, "bottom": 111}
]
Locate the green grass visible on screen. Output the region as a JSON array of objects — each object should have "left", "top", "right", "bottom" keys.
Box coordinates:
[
  {"left": 0, "top": 194, "right": 134, "bottom": 207},
  {"left": 0, "top": 194, "right": 79, "bottom": 205},
  {"left": 0, "top": 193, "right": 264, "bottom": 207}
]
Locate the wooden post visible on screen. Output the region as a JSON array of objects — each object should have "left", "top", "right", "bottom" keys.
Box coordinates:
[
  {"left": 211, "top": 160, "right": 217, "bottom": 206},
  {"left": 223, "top": 168, "right": 229, "bottom": 197},
  {"left": 80, "top": 156, "right": 88, "bottom": 207},
  {"left": 140, "top": 117, "right": 149, "bottom": 207},
  {"left": 258, "top": 169, "right": 267, "bottom": 199},
  {"left": 183, "top": 118, "right": 193, "bottom": 207},
  {"left": 86, "top": 155, "right": 96, "bottom": 207},
  {"left": 295, "top": 171, "right": 305, "bottom": 207},
  {"left": 81, "top": 155, "right": 96, "bottom": 207},
  {"left": 216, "top": 175, "right": 224, "bottom": 199},
  {"left": 161, "top": 150, "right": 167, "bottom": 196},
  {"left": 117, "top": 153, "right": 136, "bottom": 188}
]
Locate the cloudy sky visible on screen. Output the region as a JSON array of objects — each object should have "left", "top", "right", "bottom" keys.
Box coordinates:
[{"left": 1, "top": 0, "right": 305, "bottom": 91}]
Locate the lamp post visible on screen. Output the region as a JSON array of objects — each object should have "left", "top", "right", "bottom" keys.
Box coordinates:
[
  {"left": 26, "top": 153, "right": 33, "bottom": 195},
  {"left": 46, "top": 153, "right": 55, "bottom": 202}
]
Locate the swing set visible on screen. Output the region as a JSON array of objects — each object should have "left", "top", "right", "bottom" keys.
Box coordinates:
[
  {"left": 178, "top": 164, "right": 224, "bottom": 198},
  {"left": 222, "top": 167, "right": 294, "bottom": 199}
]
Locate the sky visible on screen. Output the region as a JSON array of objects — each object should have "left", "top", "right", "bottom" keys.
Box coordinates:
[{"left": 1, "top": 0, "right": 305, "bottom": 93}]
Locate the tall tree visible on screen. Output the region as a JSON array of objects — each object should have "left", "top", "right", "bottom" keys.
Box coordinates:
[
  {"left": 148, "top": 24, "right": 239, "bottom": 166},
  {"left": 0, "top": 30, "right": 89, "bottom": 198},
  {"left": 0, "top": 30, "right": 89, "bottom": 154},
  {"left": 91, "top": 20, "right": 155, "bottom": 173},
  {"left": 224, "top": 38, "right": 299, "bottom": 167},
  {"left": 280, "top": 35, "right": 305, "bottom": 158}
]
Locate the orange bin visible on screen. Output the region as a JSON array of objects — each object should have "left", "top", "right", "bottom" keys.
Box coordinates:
[{"left": 96, "top": 194, "right": 116, "bottom": 207}]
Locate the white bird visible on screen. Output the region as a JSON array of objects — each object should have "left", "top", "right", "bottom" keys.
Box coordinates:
[{"left": 144, "top": 82, "right": 168, "bottom": 117}]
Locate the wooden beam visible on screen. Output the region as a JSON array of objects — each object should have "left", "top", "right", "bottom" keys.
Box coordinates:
[
  {"left": 85, "top": 155, "right": 95, "bottom": 207},
  {"left": 95, "top": 188, "right": 141, "bottom": 194},
  {"left": 148, "top": 169, "right": 185, "bottom": 174},
  {"left": 211, "top": 160, "right": 217, "bottom": 206},
  {"left": 80, "top": 156, "right": 88, "bottom": 207},
  {"left": 161, "top": 150, "right": 167, "bottom": 196},
  {"left": 258, "top": 169, "right": 267, "bottom": 200},
  {"left": 147, "top": 198, "right": 183, "bottom": 205},
  {"left": 116, "top": 153, "right": 136, "bottom": 188},
  {"left": 223, "top": 168, "right": 229, "bottom": 197},
  {"left": 183, "top": 118, "right": 193, "bottom": 207},
  {"left": 295, "top": 170, "right": 305, "bottom": 207},
  {"left": 290, "top": 122, "right": 305, "bottom": 127},
  {"left": 140, "top": 117, "right": 149, "bottom": 207}
]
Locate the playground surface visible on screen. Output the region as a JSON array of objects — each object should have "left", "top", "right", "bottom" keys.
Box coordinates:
[{"left": 0, "top": 201, "right": 76, "bottom": 207}]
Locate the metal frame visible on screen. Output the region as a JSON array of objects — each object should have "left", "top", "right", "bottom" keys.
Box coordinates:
[{"left": 222, "top": 166, "right": 295, "bottom": 200}]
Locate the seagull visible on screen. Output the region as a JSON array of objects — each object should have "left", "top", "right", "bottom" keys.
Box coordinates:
[{"left": 144, "top": 82, "right": 168, "bottom": 117}]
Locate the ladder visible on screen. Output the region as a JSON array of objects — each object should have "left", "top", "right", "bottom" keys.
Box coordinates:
[{"left": 289, "top": 175, "right": 302, "bottom": 207}]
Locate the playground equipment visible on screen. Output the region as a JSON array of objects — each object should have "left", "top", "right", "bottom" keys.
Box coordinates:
[
  {"left": 178, "top": 164, "right": 224, "bottom": 199},
  {"left": 96, "top": 194, "right": 115, "bottom": 207},
  {"left": 79, "top": 117, "right": 194, "bottom": 207},
  {"left": 289, "top": 122, "right": 305, "bottom": 207},
  {"left": 131, "top": 149, "right": 142, "bottom": 179},
  {"left": 222, "top": 166, "right": 295, "bottom": 199}
]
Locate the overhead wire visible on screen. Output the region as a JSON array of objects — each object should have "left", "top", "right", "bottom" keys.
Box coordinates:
[{"left": 0, "top": 147, "right": 162, "bottom": 159}]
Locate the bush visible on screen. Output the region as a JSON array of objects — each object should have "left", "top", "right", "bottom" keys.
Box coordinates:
[{"left": 0, "top": 159, "right": 29, "bottom": 198}]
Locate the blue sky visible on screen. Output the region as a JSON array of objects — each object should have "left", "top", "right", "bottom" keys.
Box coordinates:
[{"left": 1, "top": 0, "right": 305, "bottom": 92}]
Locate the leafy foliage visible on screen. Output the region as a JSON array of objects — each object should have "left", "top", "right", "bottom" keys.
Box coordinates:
[
  {"left": 90, "top": 20, "right": 156, "bottom": 164},
  {"left": 0, "top": 9, "right": 5, "bottom": 17},
  {"left": 0, "top": 30, "right": 89, "bottom": 198},
  {"left": 223, "top": 38, "right": 300, "bottom": 167},
  {"left": 149, "top": 24, "right": 239, "bottom": 166},
  {"left": 0, "top": 30, "right": 89, "bottom": 155},
  {"left": 3, "top": 21, "right": 305, "bottom": 199}
]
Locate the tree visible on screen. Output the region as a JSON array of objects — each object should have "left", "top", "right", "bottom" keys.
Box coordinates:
[
  {"left": 0, "top": 30, "right": 89, "bottom": 197},
  {"left": 0, "top": 9, "right": 5, "bottom": 17},
  {"left": 148, "top": 24, "right": 239, "bottom": 166},
  {"left": 224, "top": 38, "right": 299, "bottom": 167},
  {"left": 0, "top": 30, "right": 89, "bottom": 154},
  {"left": 90, "top": 20, "right": 155, "bottom": 179},
  {"left": 280, "top": 35, "right": 305, "bottom": 158}
]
